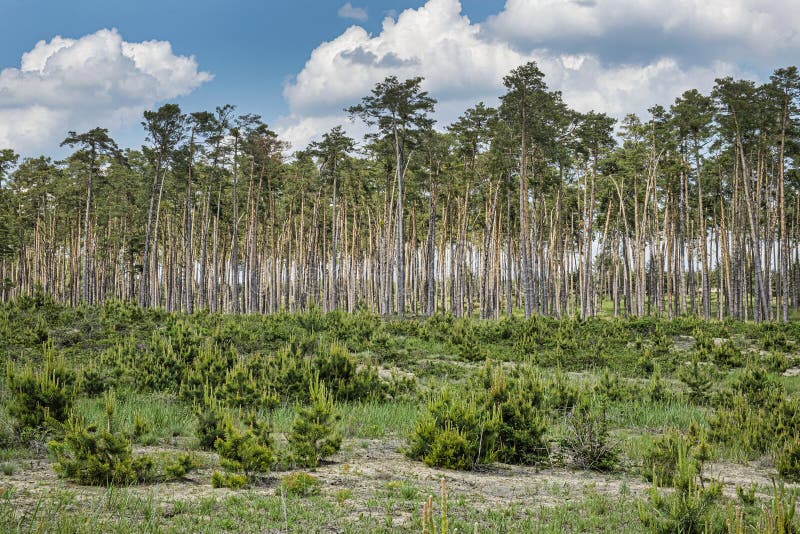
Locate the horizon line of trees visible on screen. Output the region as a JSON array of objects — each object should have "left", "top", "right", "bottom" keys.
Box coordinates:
[{"left": 1, "top": 61, "right": 799, "bottom": 322}]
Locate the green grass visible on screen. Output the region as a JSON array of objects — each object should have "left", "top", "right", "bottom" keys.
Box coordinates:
[
  {"left": 75, "top": 393, "right": 195, "bottom": 444},
  {"left": 778, "top": 374, "right": 800, "bottom": 396},
  {"left": 0, "top": 481, "right": 656, "bottom": 533},
  {"left": 607, "top": 398, "right": 707, "bottom": 430},
  {"left": 271, "top": 400, "right": 419, "bottom": 439},
  {"left": 3, "top": 299, "right": 800, "bottom": 532}
]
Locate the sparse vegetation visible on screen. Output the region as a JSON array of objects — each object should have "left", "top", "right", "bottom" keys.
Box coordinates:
[{"left": 0, "top": 300, "right": 799, "bottom": 532}]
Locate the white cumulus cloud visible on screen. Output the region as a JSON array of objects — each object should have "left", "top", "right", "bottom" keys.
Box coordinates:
[
  {"left": 338, "top": 2, "right": 368, "bottom": 22},
  {"left": 485, "top": 0, "right": 800, "bottom": 64},
  {"left": 0, "top": 28, "right": 212, "bottom": 155},
  {"left": 278, "top": 0, "right": 754, "bottom": 151}
]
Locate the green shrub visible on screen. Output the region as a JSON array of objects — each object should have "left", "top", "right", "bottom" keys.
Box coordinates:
[
  {"left": 49, "top": 418, "right": 146, "bottom": 486},
  {"left": 542, "top": 369, "right": 579, "bottom": 412},
  {"left": 765, "top": 351, "right": 790, "bottom": 373},
  {"left": 709, "top": 386, "right": 800, "bottom": 459},
  {"left": 642, "top": 431, "right": 685, "bottom": 485},
  {"left": 163, "top": 452, "right": 200, "bottom": 480},
  {"left": 761, "top": 330, "right": 790, "bottom": 352},
  {"left": 707, "top": 364, "right": 792, "bottom": 457},
  {"left": 408, "top": 362, "right": 551, "bottom": 470},
  {"left": 553, "top": 322, "right": 579, "bottom": 359},
  {"left": 79, "top": 363, "right": 113, "bottom": 396},
  {"left": 649, "top": 325, "right": 672, "bottom": 359},
  {"left": 454, "top": 325, "right": 485, "bottom": 362},
  {"left": 407, "top": 388, "right": 500, "bottom": 470},
  {"left": 424, "top": 426, "right": 474, "bottom": 470},
  {"left": 678, "top": 357, "right": 712, "bottom": 404},
  {"left": 760, "top": 482, "right": 797, "bottom": 532},
  {"left": 560, "top": 399, "right": 618, "bottom": 472},
  {"left": 776, "top": 437, "right": 800, "bottom": 481},
  {"left": 637, "top": 442, "right": 724, "bottom": 534},
  {"left": 280, "top": 472, "right": 321, "bottom": 497},
  {"left": 692, "top": 328, "right": 714, "bottom": 353},
  {"left": 736, "top": 483, "right": 757, "bottom": 506},
  {"left": 729, "top": 364, "right": 782, "bottom": 409},
  {"left": 6, "top": 343, "right": 74, "bottom": 431},
  {"left": 709, "top": 341, "right": 743, "bottom": 368},
  {"left": 1, "top": 462, "right": 17, "bottom": 476},
  {"left": 261, "top": 343, "right": 312, "bottom": 403},
  {"left": 288, "top": 379, "right": 342, "bottom": 468},
  {"left": 313, "top": 342, "right": 386, "bottom": 402},
  {"left": 594, "top": 368, "right": 626, "bottom": 401},
  {"left": 130, "top": 412, "right": 151, "bottom": 442},
  {"left": 211, "top": 471, "right": 247, "bottom": 489},
  {"left": 636, "top": 352, "right": 655, "bottom": 376},
  {"left": 218, "top": 362, "right": 260, "bottom": 409},
  {"left": 641, "top": 426, "right": 710, "bottom": 486},
  {"left": 647, "top": 366, "right": 668, "bottom": 402},
  {"left": 483, "top": 364, "right": 549, "bottom": 466},
  {"left": 195, "top": 394, "right": 227, "bottom": 450},
  {"left": 178, "top": 342, "right": 235, "bottom": 403},
  {"left": 214, "top": 417, "right": 274, "bottom": 483},
  {"left": 47, "top": 390, "right": 166, "bottom": 486},
  {"left": 708, "top": 393, "right": 769, "bottom": 454}
]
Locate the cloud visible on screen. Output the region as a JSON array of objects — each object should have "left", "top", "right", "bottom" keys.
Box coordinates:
[
  {"left": 341, "top": 48, "right": 420, "bottom": 69},
  {"left": 338, "top": 2, "right": 368, "bottom": 22},
  {"left": 278, "top": 0, "right": 753, "bottom": 151},
  {"left": 0, "top": 28, "right": 212, "bottom": 155},
  {"left": 484, "top": 0, "right": 800, "bottom": 66}
]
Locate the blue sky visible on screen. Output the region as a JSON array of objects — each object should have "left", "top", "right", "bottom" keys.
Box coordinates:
[
  {"left": 2, "top": 1, "right": 485, "bottom": 122},
  {"left": 1, "top": 0, "right": 798, "bottom": 156}
]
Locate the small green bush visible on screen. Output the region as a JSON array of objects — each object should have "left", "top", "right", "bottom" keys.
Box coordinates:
[
  {"left": 729, "top": 364, "right": 782, "bottom": 409},
  {"left": 424, "top": 426, "right": 474, "bottom": 470},
  {"left": 641, "top": 426, "right": 710, "bottom": 486},
  {"left": 543, "top": 369, "right": 579, "bottom": 412},
  {"left": 408, "top": 362, "right": 551, "bottom": 470},
  {"left": 195, "top": 396, "right": 227, "bottom": 450},
  {"left": 709, "top": 383, "right": 800, "bottom": 460},
  {"left": 313, "top": 342, "right": 386, "bottom": 402},
  {"left": 214, "top": 417, "right": 274, "bottom": 483},
  {"left": 79, "top": 364, "right": 113, "bottom": 396},
  {"left": 761, "top": 482, "right": 797, "bottom": 532},
  {"left": 692, "top": 328, "right": 714, "bottom": 353},
  {"left": 163, "top": 452, "right": 200, "bottom": 480},
  {"left": 649, "top": 326, "right": 672, "bottom": 359},
  {"left": 709, "top": 341, "right": 743, "bottom": 368},
  {"left": 211, "top": 471, "right": 247, "bottom": 489},
  {"left": 709, "top": 393, "right": 768, "bottom": 455},
  {"left": 776, "top": 438, "right": 800, "bottom": 481},
  {"left": 637, "top": 442, "right": 724, "bottom": 534},
  {"left": 1, "top": 462, "right": 17, "bottom": 476},
  {"left": 6, "top": 343, "right": 74, "bottom": 431},
  {"left": 761, "top": 330, "right": 790, "bottom": 352},
  {"left": 218, "top": 362, "right": 261, "bottom": 409},
  {"left": 647, "top": 366, "right": 668, "bottom": 402},
  {"left": 407, "top": 388, "right": 500, "bottom": 470},
  {"left": 288, "top": 379, "right": 342, "bottom": 468},
  {"left": 765, "top": 351, "right": 790, "bottom": 373},
  {"left": 560, "top": 400, "right": 618, "bottom": 472},
  {"left": 484, "top": 364, "right": 549, "bottom": 466},
  {"left": 130, "top": 412, "right": 151, "bottom": 442},
  {"left": 455, "top": 326, "right": 486, "bottom": 362},
  {"left": 678, "top": 357, "right": 712, "bottom": 404},
  {"left": 280, "top": 472, "right": 321, "bottom": 497},
  {"left": 594, "top": 368, "right": 626, "bottom": 401},
  {"left": 49, "top": 419, "right": 146, "bottom": 486},
  {"left": 642, "top": 431, "right": 685, "bottom": 485},
  {"left": 736, "top": 483, "right": 757, "bottom": 506}
]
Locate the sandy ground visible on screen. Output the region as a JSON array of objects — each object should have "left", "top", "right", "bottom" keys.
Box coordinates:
[{"left": 2, "top": 436, "right": 796, "bottom": 527}]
